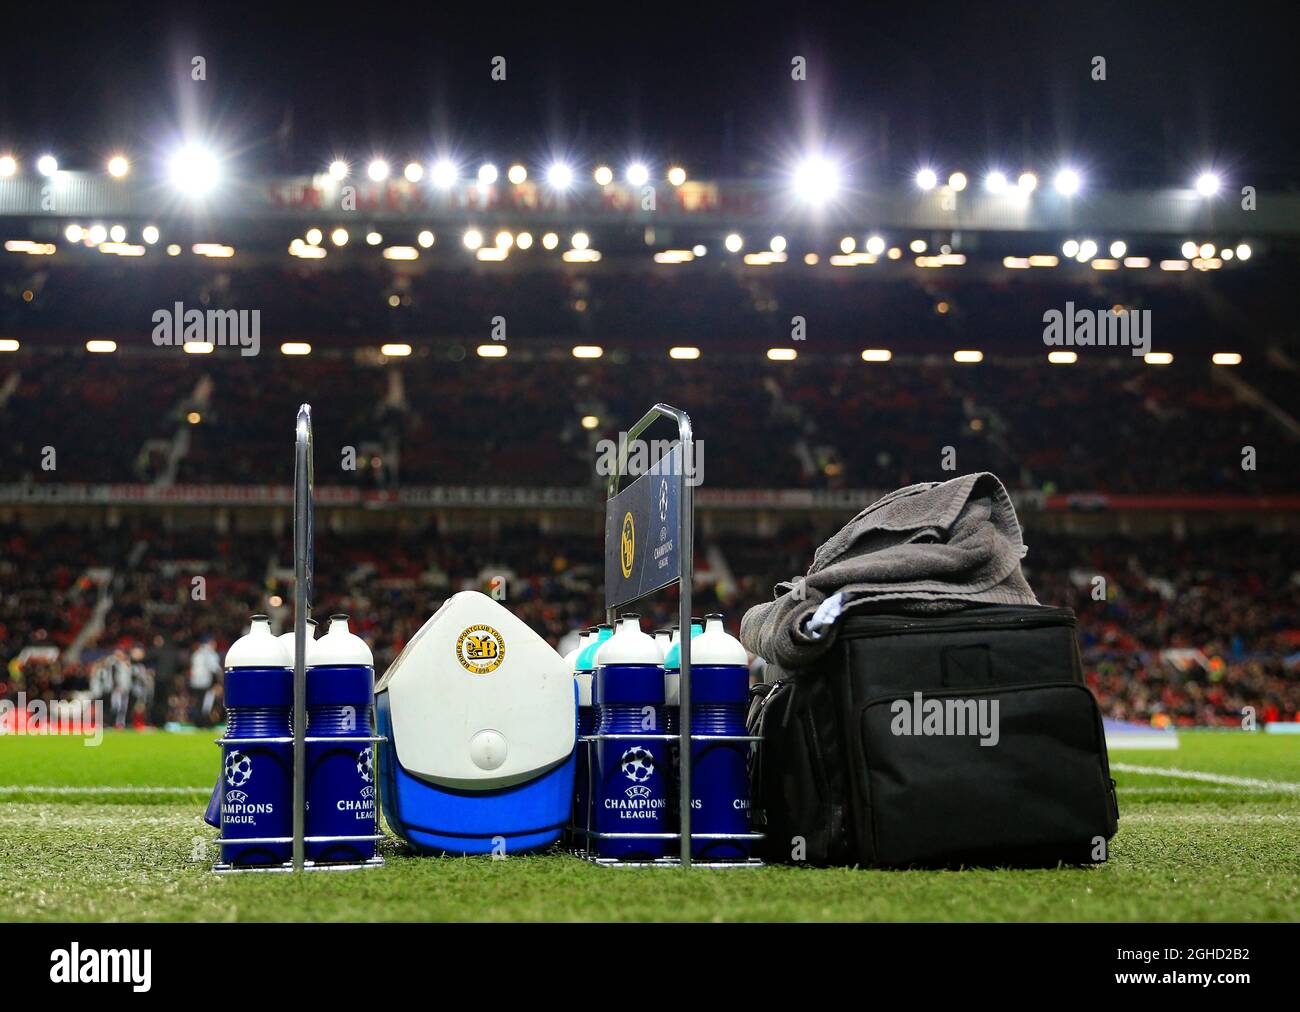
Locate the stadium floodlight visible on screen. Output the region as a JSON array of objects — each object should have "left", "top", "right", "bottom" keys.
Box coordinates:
[
  {"left": 1053, "top": 168, "right": 1081, "bottom": 196},
  {"left": 1062, "top": 239, "right": 1079, "bottom": 258},
  {"left": 948, "top": 172, "right": 968, "bottom": 192},
  {"left": 404, "top": 161, "right": 425, "bottom": 183},
  {"left": 107, "top": 155, "right": 130, "bottom": 178},
  {"left": 280, "top": 342, "right": 313, "bottom": 356},
  {"left": 861, "top": 349, "right": 892, "bottom": 362},
  {"left": 571, "top": 231, "right": 590, "bottom": 250},
  {"left": 580, "top": 415, "right": 600, "bottom": 429},
  {"left": 910, "top": 239, "right": 927, "bottom": 253},
  {"left": 417, "top": 230, "right": 434, "bottom": 248},
  {"left": 670, "top": 346, "right": 701, "bottom": 360},
  {"left": 541, "top": 231, "right": 559, "bottom": 250},
  {"left": 109, "top": 225, "right": 126, "bottom": 243},
  {"left": 546, "top": 161, "right": 574, "bottom": 190},
  {"left": 516, "top": 231, "right": 533, "bottom": 250},
  {"left": 792, "top": 155, "right": 841, "bottom": 205},
  {"left": 328, "top": 160, "right": 349, "bottom": 181},
  {"left": 331, "top": 227, "right": 349, "bottom": 247},
  {"left": 625, "top": 162, "right": 649, "bottom": 187},
  {"left": 142, "top": 225, "right": 159, "bottom": 245},
  {"left": 667, "top": 166, "right": 686, "bottom": 186},
  {"left": 692, "top": 244, "right": 706, "bottom": 256},
  {"left": 305, "top": 228, "right": 322, "bottom": 246},
  {"left": 463, "top": 229, "right": 484, "bottom": 250},
  {"left": 87, "top": 224, "right": 107, "bottom": 245},
  {"left": 1144, "top": 351, "right": 1173, "bottom": 365},
  {"left": 1048, "top": 350, "right": 1078, "bottom": 364},
  {"left": 769, "top": 235, "right": 787, "bottom": 254},
  {"left": 367, "top": 158, "right": 390, "bottom": 181},
  {"left": 366, "top": 231, "right": 383, "bottom": 246},
  {"left": 593, "top": 165, "right": 613, "bottom": 185},
  {"left": 168, "top": 145, "right": 220, "bottom": 195},
  {"left": 477, "top": 343, "right": 508, "bottom": 358},
  {"left": 0, "top": 154, "right": 16, "bottom": 177},
  {"left": 86, "top": 340, "right": 118, "bottom": 353},
  {"left": 915, "top": 168, "right": 938, "bottom": 191},
  {"left": 37, "top": 154, "right": 58, "bottom": 177},
  {"left": 1195, "top": 171, "right": 1221, "bottom": 197},
  {"left": 1109, "top": 240, "right": 1127, "bottom": 258},
  {"left": 507, "top": 163, "right": 527, "bottom": 184},
  {"left": 1180, "top": 240, "right": 1198, "bottom": 259},
  {"left": 572, "top": 345, "right": 603, "bottom": 359},
  {"left": 767, "top": 348, "right": 797, "bottom": 361},
  {"left": 478, "top": 163, "right": 498, "bottom": 185},
  {"left": 495, "top": 230, "right": 514, "bottom": 249},
  {"left": 380, "top": 343, "right": 413, "bottom": 358},
  {"left": 724, "top": 232, "right": 743, "bottom": 253},
  {"left": 1212, "top": 352, "right": 1242, "bottom": 366},
  {"left": 984, "top": 171, "right": 1008, "bottom": 194},
  {"left": 1198, "top": 242, "right": 1215, "bottom": 259},
  {"left": 953, "top": 350, "right": 984, "bottom": 363},
  {"left": 64, "top": 224, "right": 84, "bottom": 243},
  {"left": 865, "top": 235, "right": 886, "bottom": 256},
  {"left": 1076, "top": 239, "right": 1098, "bottom": 262},
  {"left": 1235, "top": 243, "right": 1252, "bottom": 260},
  {"left": 430, "top": 159, "right": 457, "bottom": 189},
  {"left": 1018, "top": 172, "right": 1038, "bottom": 194},
  {"left": 839, "top": 236, "right": 856, "bottom": 254}
]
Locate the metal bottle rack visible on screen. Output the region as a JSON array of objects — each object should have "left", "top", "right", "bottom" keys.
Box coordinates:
[
  {"left": 212, "top": 405, "right": 386, "bottom": 874},
  {"left": 571, "top": 403, "right": 764, "bottom": 867}
]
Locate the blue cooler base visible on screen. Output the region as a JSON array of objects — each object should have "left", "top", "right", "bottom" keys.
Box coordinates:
[{"left": 377, "top": 697, "right": 575, "bottom": 856}]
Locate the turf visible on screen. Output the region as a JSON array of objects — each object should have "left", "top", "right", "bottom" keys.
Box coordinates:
[{"left": 0, "top": 729, "right": 1296, "bottom": 921}]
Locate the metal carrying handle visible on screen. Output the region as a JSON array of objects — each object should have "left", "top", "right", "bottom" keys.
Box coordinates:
[{"left": 292, "top": 403, "right": 314, "bottom": 872}]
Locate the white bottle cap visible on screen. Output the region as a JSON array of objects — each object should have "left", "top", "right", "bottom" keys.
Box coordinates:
[{"left": 226, "top": 614, "right": 291, "bottom": 669}]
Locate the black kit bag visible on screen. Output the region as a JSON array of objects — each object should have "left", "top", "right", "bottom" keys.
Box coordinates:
[{"left": 746, "top": 604, "right": 1119, "bottom": 867}]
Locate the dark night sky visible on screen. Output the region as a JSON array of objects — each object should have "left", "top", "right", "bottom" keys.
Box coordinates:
[{"left": 1, "top": 0, "right": 1297, "bottom": 188}]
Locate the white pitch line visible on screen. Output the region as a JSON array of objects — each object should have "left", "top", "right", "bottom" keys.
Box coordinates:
[
  {"left": 0, "top": 785, "right": 209, "bottom": 795},
  {"left": 1111, "top": 762, "right": 1300, "bottom": 794}
]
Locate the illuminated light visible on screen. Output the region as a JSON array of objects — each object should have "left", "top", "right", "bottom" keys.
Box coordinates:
[
  {"left": 985, "top": 171, "right": 1008, "bottom": 194},
  {"left": 476, "top": 246, "right": 508, "bottom": 261},
  {"left": 1053, "top": 168, "right": 1081, "bottom": 196},
  {"left": 861, "top": 349, "right": 892, "bottom": 362},
  {"left": 1236, "top": 243, "right": 1252, "bottom": 260},
  {"left": 99, "top": 242, "right": 145, "bottom": 257},
  {"left": 910, "top": 239, "right": 927, "bottom": 253},
  {"left": 328, "top": 160, "right": 349, "bottom": 181},
  {"left": 1159, "top": 259, "right": 1189, "bottom": 271},
  {"left": 187, "top": 411, "right": 202, "bottom": 424},
  {"left": 1076, "top": 239, "right": 1097, "bottom": 262},
  {"left": 572, "top": 345, "right": 604, "bottom": 359},
  {"left": 516, "top": 231, "right": 533, "bottom": 250},
  {"left": 561, "top": 249, "right": 601, "bottom": 263},
  {"left": 109, "top": 225, "right": 125, "bottom": 243},
  {"left": 1195, "top": 172, "right": 1221, "bottom": 197},
  {"left": 64, "top": 224, "right": 84, "bottom": 243},
  {"left": 1123, "top": 256, "right": 1151, "bottom": 268},
  {"left": 654, "top": 250, "right": 695, "bottom": 264},
  {"left": 1062, "top": 239, "right": 1079, "bottom": 258},
  {"left": 541, "top": 231, "right": 559, "bottom": 250},
  {"left": 382, "top": 245, "right": 419, "bottom": 260},
  {"left": 305, "top": 228, "right": 323, "bottom": 246},
  {"left": 1028, "top": 255, "right": 1059, "bottom": 267},
  {"left": 839, "top": 236, "right": 856, "bottom": 254},
  {"left": 387, "top": 295, "right": 401, "bottom": 307},
  {"left": 37, "top": 154, "right": 58, "bottom": 177},
  {"left": 571, "top": 231, "right": 590, "bottom": 250},
  {"left": 915, "top": 253, "right": 966, "bottom": 268},
  {"left": 724, "top": 232, "right": 743, "bottom": 253},
  {"left": 669, "top": 346, "right": 701, "bottom": 360},
  {"left": 4, "top": 240, "right": 55, "bottom": 255},
  {"left": 767, "top": 348, "right": 798, "bottom": 362},
  {"left": 1220, "top": 247, "right": 1234, "bottom": 260},
  {"left": 546, "top": 162, "right": 574, "bottom": 189},
  {"left": 331, "top": 227, "right": 349, "bottom": 247},
  {"left": 0, "top": 339, "right": 20, "bottom": 351},
  {"left": 86, "top": 340, "right": 117, "bottom": 353},
  {"left": 417, "top": 230, "right": 434, "bottom": 248},
  {"left": 829, "top": 253, "right": 876, "bottom": 267},
  {"left": 1090, "top": 259, "right": 1120, "bottom": 270},
  {"left": 953, "top": 350, "right": 983, "bottom": 363},
  {"left": 367, "top": 159, "right": 390, "bottom": 181},
  {"left": 593, "top": 165, "right": 613, "bottom": 186},
  {"left": 667, "top": 166, "right": 686, "bottom": 186},
  {"left": 381, "top": 343, "right": 413, "bottom": 357},
  {"left": 366, "top": 231, "right": 383, "bottom": 246},
  {"left": 1181, "top": 241, "right": 1199, "bottom": 259},
  {"left": 107, "top": 155, "right": 129, "bottom": 178},
  {"left": 142, "top": 225, "right": 159, "bottom": 245},
  {"left": 915, "top": 168, "right": 938, "bottom": 191},
  {"left": 1144, "top": 352, "right": 1174, "bottom": 365},
  {"left": 1199, "top": 242, "right": 1215, "bottom": 259},
  {"left": 804, "top": 253, "right": 819, "bottom": 265},
  {"left": 168, "top": 146, "right": 220, "bottom": 195},
  {"left": 888, "top": 247, "right": 902, "bottom": 260},
  {"left": 948, "top": 172, "right": 967, "bottom": 192},
  {"left": 430, "top": 159, "right": 457, "bottom": 189},
  {"left": 693, "top": 244, "right": 707, "bottom": 257},
  {"left": 1048, "top": 351, "right": 1078, "bottom": 364},
  {"left": 1212, "top": 352, "right": 1242, "bottom": 366},
  {"left": 404, "top": 161, "right": 424, "bottom": 183},
  {"left": 792, "top": 155, "right": 841, "bottom": 204},
  {"left": 743, "top": 252, "right": 787, "bottom": 266},
  {"left": 936, "top": 301, "right": 950, "bottom": 314},
  {"left": 1003, "top": 257, "right": 1031, "bottom": 269},
  {"left": 0, "top": 155, "right": 16, "bottom": 177},
  {"left": 477, "top": 163, "right": 498, "bottom": 186},
  {"left": 1109, "top": 240, "right": 1127, "bottom": 258},
  {"left": 167, "top": 244, "right": 181, "bottom": 256},
  {"left": 507, "top": 163, "right": 527, "bottom": 184},
  {"left": 1193, "top": 257, "right": 1223, "bottom": 271},
  {"left": 280, "top": 342, "right": 313, "bottom": 356},
  {"left": 476, "top": 344, "right": 508, "bottom": 358},
  {"left": 580, "top": 415, "right": 600, "bottom": 430},
  {"left": 183, "top": 341, "right": 213, "bottom": 354},
  {"left": 625, "top": 162, "right": 649, "bottom": 186},
  {"left": 769, "top": 235, "right": 787, "bottom": 254},
  {"left": 865, "top": 235, "right": 886, "bottom": 256},
  {"left": 1018, "top": 172, "right": 1038, "bottom": 193},
  {"left": 192, "top": 243, "right": 235, "bottom": 258}
]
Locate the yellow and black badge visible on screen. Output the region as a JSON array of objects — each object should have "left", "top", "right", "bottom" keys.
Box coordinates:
[
  {"left": 456, "top": 624, "right": 505, "bottom": 675},
  {"left": 620, "top": 511, "right": 636, "bottom": 579}
]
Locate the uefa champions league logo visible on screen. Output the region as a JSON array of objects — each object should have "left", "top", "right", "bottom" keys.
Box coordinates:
[
  {"left": 224, "top": 750, "right": 253, "bottom": 788},
  {"left": 620, "top": 746, "right": 655, "bottom": 783},
  {"left": 658, "top": 479, "right": 669, "bottom": 522},
  {"left": 357, "top": 746, "right": 374, "bottom": 784}
]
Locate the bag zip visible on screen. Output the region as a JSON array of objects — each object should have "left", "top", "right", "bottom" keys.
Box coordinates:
[{"left": 839, "top": 605, "right": 1076, "bottom": 640}]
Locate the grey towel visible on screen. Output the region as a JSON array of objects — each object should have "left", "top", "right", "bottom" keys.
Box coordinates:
[{"left": 740, "top": 472, "right": 1038, "bottom": 669}]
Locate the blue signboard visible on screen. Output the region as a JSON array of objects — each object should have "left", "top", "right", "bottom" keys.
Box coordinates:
[{"left": 605, "top": 443, "right": 683, "bottom": 610}]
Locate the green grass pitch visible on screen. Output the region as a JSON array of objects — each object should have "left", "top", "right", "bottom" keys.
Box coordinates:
[{"left": 0, "top": 729, "right": 1296, "bottom": 921}]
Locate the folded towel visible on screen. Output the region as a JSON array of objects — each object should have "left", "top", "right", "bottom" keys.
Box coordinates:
[{"left": 740, "top": 472, "right": 1037, "bottom": 669}]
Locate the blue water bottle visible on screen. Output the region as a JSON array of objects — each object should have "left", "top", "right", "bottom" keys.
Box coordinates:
[
  {"left": 661, "top": 618, "right": 703, "bottom": 833},
  {"left": 573, "top": 624, "right": 610, "bottom": 844},
  {"left": 688, "top": 613, "right": 753, "bottom": 861},
  {"left": 593, "top": 615, "right": 668, "bottom": 860},
  {"left": 306, "top": 614, "right": 377, "bottom": 864},
  {"left": 219, "top": 615, "right": 294, "bottom": 867}
]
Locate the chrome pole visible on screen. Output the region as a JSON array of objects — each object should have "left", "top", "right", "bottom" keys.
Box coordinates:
[{"left": 292, "top": 405, "right": 313, "bottom": 872}]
